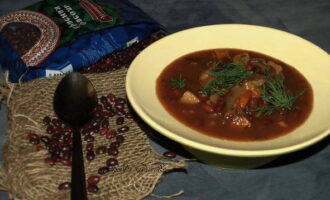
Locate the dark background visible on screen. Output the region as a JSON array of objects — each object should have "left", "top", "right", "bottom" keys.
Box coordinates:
[{"left": 1, "top": 0, "right": 329, "bottom": 200}]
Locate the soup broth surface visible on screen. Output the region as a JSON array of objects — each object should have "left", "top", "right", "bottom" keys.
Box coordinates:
[{"left": 156, "top": 49, "right": 313, "bottom": 141}]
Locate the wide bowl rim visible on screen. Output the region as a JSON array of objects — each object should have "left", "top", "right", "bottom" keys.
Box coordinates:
[{"left": 126, "top": 24, "right": 330, "bottom": 157}]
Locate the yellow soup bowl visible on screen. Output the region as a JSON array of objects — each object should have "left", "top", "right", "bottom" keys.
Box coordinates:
[{"left": 126, "top": 24, "right": 330, "bottom": 169}]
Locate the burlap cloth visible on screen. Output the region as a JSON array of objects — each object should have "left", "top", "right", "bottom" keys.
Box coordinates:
[{"left": 0, "top": 68, "right": 186, "bottom": 200}]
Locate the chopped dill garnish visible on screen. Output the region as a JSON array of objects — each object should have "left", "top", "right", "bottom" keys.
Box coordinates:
[
  {"left": 255, "top": 75, "right": 305, "bottom": 115},
  {"left": 170, "top": 75, "right": 186, "bottom": 89},
  {"left": 201, "top": 62, "right": 253, "bottom": 95}
]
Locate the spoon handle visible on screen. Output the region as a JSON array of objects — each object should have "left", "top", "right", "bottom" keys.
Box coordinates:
[{"left": 71, "top": 128, "right": 88, "bottom": 200}]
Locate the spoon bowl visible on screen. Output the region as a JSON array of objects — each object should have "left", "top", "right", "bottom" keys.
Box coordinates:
[
  {"left": 54, "top": 72, "right": 98, "bottom": 200},
  {"left": 54, "top": 72, "right": 98, "bottom": 127}
]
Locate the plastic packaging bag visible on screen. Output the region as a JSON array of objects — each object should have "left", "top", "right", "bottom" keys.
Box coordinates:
[{"left": 0, "top": 0, "right": 162, "bottom": 82}]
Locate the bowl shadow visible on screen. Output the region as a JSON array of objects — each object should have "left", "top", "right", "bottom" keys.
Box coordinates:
[{"left": 258, "top": 134, "right": 330, "bottom": 169}]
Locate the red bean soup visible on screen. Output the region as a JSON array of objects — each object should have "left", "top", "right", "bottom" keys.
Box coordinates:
[{"left": 156, "top": 49, "right": 313, "bottom": 141}]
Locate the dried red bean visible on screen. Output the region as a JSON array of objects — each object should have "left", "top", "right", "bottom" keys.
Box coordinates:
[
  {"left": 96, "top": 146, "right": 107, "bottom": 154},
  {"left": 84, "top": 135, "right": 95, "bottom": 143},
  {"left": 87, "top": 176, "right": 100, "bottom": 185},
  {"left": 63, "top": 126, "right": 73, "bottom": 134},
  {"left": 51, "top": 134, "right": 61, "bottom": 142},
  {"left": 63, "top": 135, "right": 71, "bottom": 143},
  {"left": 53, "top": 127, "right": 62, "bottom": 135},
  {"left": 91, "top": 124, "right": 100, "bottom": 133},
  {"left": 36, "top": 145, "right": 45, "bottom": 151},
  {"left": 29, "top": 137, "right": 40, "bottom": 145},
  {"left": 94, "top": 111, "right": 103, "bottom": 118},
  {"left": 58, "top": 182, "right": 71, "bottom": 190},
  {"left": 87, "top": 184, "right": 99, "bottom": 193},
  {"left": 110, "top": 142, "right": 120, "bottom": 149},
  {"left": 115, "top": 103, "right": 124, "bottom": 110},
  {"left": 50, "top": 148, "right": 60, "bottom": 157},
  {"left": 27, "top": 133, "right": 39, "bottom": 142},
  {"left": 102, "top": 111, "right": 111, "bottom": 119},
  {"left": 47, "top": 145, "right": 54, "bottom": 153},
  {"left": 91, "top": 120, "right": 99, "bottom": 128},
  {"left": 61, "top": 158, "right": 72, "bottom": 166},
  {"left": 117, "top": 126, "right": 129, "bottom": 133},
  {"left": 116, "top": 135, "right": 124, "bottom": 144},
  {"left": 100, "top": 96, "right": 108, "bottom": 104},
  {"left": 125, "top": 113, "right": 133, "bottom": 119},
  {"left": 53, "top": 156, "right": 62, "bottom": 163},
  {"left": 103, "top": 102, "right": 112, "bottom": 111},
  {"left": 115, "top": 97, "right": 126, "bottom": 104},
  {"left": 163, "top": 151, "right": 176, "bottom": 159},
  {"left": 61, "top": 145, "right": 71, "bottom": 152},
  {"left": 105, "top": 58, "right": 112, "bottom": 65},
  {"left": 86, "top": 151, "right": 95, "bottom": 161},
  {"left": 100, "top": 127, "right": 108, "bottom": 136},
  {"left": 45, "top": 157, "right": 55, "bottom": 166},
  {"left": 101, "top": 119, "right": 109, "bottom": 128},
  {"left": 108, "top": 110, "right": 116, "bottom": 117},
  {"left": 98, "top": 63, "right": 107, "bottom": 70},
  {"left": 106, "top": 158, "right": 118, "bottom": 166},
  {"left": 27, "top": 132, "right": 38, "bottom": 139},
  {"left": 52, "top": 119, "right": 61, "bottom": 127},
  {"left": 53, "top": 148, "right": 61, "bottom": 156},
  {"left": 81, "top": 126, "right": 90, "bottom": 135},
  {"left": 116, "top": 117, "right": 124, "bottom": 125},
  {"left": 59, "top": 141, "right": 67, "bottom": 146},
  {"left": 107, "top": 93, "right": 116, "bottom": 102},
  {"left": 98, "top": 166, "right": 110, "bottom": 175},
  {"left": 106, "top": 130, "right": 116, "bottom": 139},
  {"left": 116, "top": 109, "right": 126, "bottom": 116},
  {"left": 62, "top": 131, "right": 71, "bottom": 137},
  {"left": 86, "top": 143, "right": 94, "bottom": 151},
  {"left": 43, "top": 116, "right": 51, "bottom": 125},
  {"left": 108, "top": 147, "right": 119, "bottom": 156},
  {"left": 61, "top": 151, "right": 71, "bottom": 160},
  {"left": 46, "top": 126, "right": 55, "bottom": 134}
]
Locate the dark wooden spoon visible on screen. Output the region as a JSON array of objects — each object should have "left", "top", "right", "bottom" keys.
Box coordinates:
[{"left": 53, "top": 72, "right": 98, "bottom": 200}]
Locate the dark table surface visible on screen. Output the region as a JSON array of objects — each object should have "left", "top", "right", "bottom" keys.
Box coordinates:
[{"left": 1, "top": 0, "right": 330, "bottom": 200}]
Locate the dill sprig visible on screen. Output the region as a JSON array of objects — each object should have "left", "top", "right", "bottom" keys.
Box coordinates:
[
  {"left": 201, "top": 62, "right": 253, "bottom": 95},
  {"left": 170, "top": 75, "right": 186, "bottom": 89},
  {"left": 256, "top": 75, "right": 305, "bottom": 115}
]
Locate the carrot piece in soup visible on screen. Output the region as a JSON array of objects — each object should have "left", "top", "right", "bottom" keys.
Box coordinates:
[{"left": 237, "top": 90, "right": 253, "bottom": 109}]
